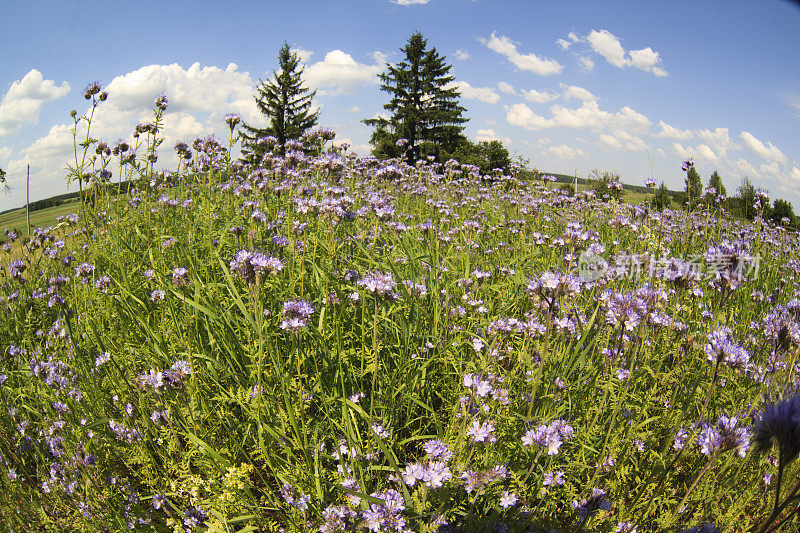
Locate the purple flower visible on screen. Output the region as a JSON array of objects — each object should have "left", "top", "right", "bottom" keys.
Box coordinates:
[
  {"left": 172, "top": 267, "right": 190, "bottom": 287},
  {"left": 423, "top": 439, "right": 453, "bottom": 461},
  {"left": 467, "top": 419, "right": 496, "bottom": 444},
  {"left": 499, "top": 491, "right": 518, "bottom": 509},
  {"left": 357, "top": 271, "right": 397, "bottom": 297},
  {"left": 753, "top": 393, "right": 800, "bottom": 465},
  {"left": 281, "top": 299, "right": 314, "bottom": 332}
]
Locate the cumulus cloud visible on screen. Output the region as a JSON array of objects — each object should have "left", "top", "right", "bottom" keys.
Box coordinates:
[
  {"left": 654, "top": 120, "right": 692, "bottom": 140},
  {"left": 290, "top": 48, "right": 314, "bottom": 64},
  {"left": 585, "top": 29, "right": 667, "bottom": 76},
  {"left": 480, "top": 32, "right": 563, "bottom": 76},
  {"left": 672, "top": 142, "right": 717, "bottom": 161},
  {"left": 303, "top": 50, "right": 384, "bottom": 95},
  {"left": 454, "top": 49, "right": 470, "bottom": 61},
  {"left": 393, "top": 0, "right": 431, "bottom": 4},
  {"left": 739, "top": 131, "right": 786, "bottom": 163},
  {"left": 505, "top": 103, "right": 554, "bottom": 131},
  {"left": 561, "top": 84, "right": 596, "bottom": 103},
  {"left": 792, "top": 167, "right": 800, "bottom": 185},
  {"left": 556, "top": 38, "right": 571, "bottom": 50},
  {"left": 547, "top": 144, "right": 585, "bottom": 159},
  {"left": 475, "top": 129, "right": 499, "bottom": 142},
  {"left": 4, "top": 62, "right": 266, "bottom": 203},
  {"left": 522, "top": 89, "right": 557, "bottom": 104},
  {"left": 506, "top": 84, "right": 650, "bottom": 137},
  {"left": 577, "top": 56, "right": 595, "bottom": 71},
  {"left": 696, "top": 128, "right": 735, "bottom": 158},
  {"left": 450, "top": 81, "right": 499, "bottom": 104},
  {"left": 497, "top": 82, "right": 515, "bottom": 94},
  {"left": 0, "top": 69, "right": 70, "bottom": 136}
]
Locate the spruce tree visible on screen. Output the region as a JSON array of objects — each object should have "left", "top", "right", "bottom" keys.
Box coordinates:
[
  {"left": 708, "top": 170, "right": 726, "bottom": 197},
  {"left": 653, "top": 181, "right": 672, "bottom": 211},
  {"left": 364, "top": 32, "right": 467, "bottom": 164},
  {"left": 240, "top": 42, "right": 318, "bottom": 161},
  {"left": 684, "top": 166, "right": 703, "bottom": 207}
]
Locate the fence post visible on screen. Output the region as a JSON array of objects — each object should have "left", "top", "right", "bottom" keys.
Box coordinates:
[{"left": 26, "top": 164, "right": 30, "bottom": 236}]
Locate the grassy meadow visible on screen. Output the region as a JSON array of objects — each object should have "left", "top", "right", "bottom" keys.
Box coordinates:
[{"left": 2, "top": 96, "right": 800, "bottom": 533}]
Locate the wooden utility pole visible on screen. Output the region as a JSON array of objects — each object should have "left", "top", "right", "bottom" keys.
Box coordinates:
[{"left": 26, "top": 164, "right": 30, "bottom": 236}]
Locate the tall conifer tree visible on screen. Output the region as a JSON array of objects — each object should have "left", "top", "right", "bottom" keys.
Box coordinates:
[
  {"left": 240, "top": 42, "right": 318, "bottom": 161},
  {"left": 364, "top": 32, "right": 467, "bottom": 164}
]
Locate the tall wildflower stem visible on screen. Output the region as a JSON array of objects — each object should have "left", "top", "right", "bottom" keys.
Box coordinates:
[
  {"left": 671, "top": 452, "right": 718, "bottom": 519},
  {"left": 369, "top": 296, "right": 379, "bottom": 419},
  {"left": 635, "top": 356, "right": 722, "bottom": 523}
]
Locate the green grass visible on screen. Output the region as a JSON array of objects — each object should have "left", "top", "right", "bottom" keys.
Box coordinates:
[{"left": 0, "top": 199, "right": 81, "bottom": 234}]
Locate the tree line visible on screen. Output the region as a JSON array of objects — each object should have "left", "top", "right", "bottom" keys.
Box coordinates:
[
  {"left": 238, "top": 34, "right": 795, "bottom": 228},
  {"left": 239, "top": 34, "right": 510, "bottom": 174}
]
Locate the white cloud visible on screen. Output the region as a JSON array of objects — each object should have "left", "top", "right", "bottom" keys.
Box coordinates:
[
  {"left": 791, "top": 167, "right": 800, "bottom": 185},
  {"left": 577, "top": 56, "right": 595, "bottom": 71},
  {"left": 556, "top": 39, "right": 571, "bottom": 50},
  {"left": 522, "top": 89, "right": 557, "bottom": 104},
  {"left": 739, "top": 131, "right": 786, "bottom": 163},
  {"left": 506, "top": 85, "right": 650, "bottom": 136},
  {"left": 654, "top": 120, "right": 692, "bottom": 140},
  {"left": 548, "top": 144, "right": 585, "bottom": 159},
  {"left": 672, "top": 142, "right": 717, "bottom": 161},
  {"left": 613, "top": 129, "right": 647, "bottom": 151},
  {"left": 696, "top": 128, "right": 735, "bottom": 158},
  {"left": 0, "top": 145, "right": 11, "bottom": 164},
  {"left": 450, "top": 81, "right": 499, "bottom": 104},
  {"left": 348, "top": 106, "right": 361, "bottom": 113},
  {"left": 695, "top": 143, "right": 718, "bottom": 161},
  {"left": 585, "top": 29, "right": 667, "bottom": 76},
  {"left": 475, "top": 129, "right": 499, "bottom": 142},
  {"left": 0, "top": 69, "right": 70, "bottom": 136},
  {"left": 454, "top": 49, "right": 470, "bottom": 61},
  {"left": 598, "top": 133, "right": 621, "bottom": 150},
  {"left": 505, "top": 103, "right": 554, "bottom": 131},
  {"left": 480, "top": 32, "right": 563, "bottom": 76},
  {"left": 568, "top": 32, "right": 582, "bottom": 43},
  {"left": 303, "top": 50, "right": 383, "bottom": 95},
  {"left": 291, "top": 48, "right": 314, "bottom": 64},
  {"left": 732, "top": 158, "right": 760, "bottom": 178},
  {"left": 760, "top": 161, "right": 781, "bottom": 177},
  {"left": 561, "top": 84, "right": 596, "bottom": 103},
  {"left": 497, "top": 82, "right": 515, "bottom": 95},
  {"left": 4, "top": 62, "right": 266, "bottom": 203},
  {"left": 393, "top": 0, "right": 431, "bottom": 4}
]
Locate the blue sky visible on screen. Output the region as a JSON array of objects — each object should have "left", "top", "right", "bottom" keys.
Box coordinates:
[{"left": 0, "top": 0, "right": 798, "bottom": 211}]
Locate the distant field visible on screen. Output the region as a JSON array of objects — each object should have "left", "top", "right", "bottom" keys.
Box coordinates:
[{"left": 0, "top": 200, "right": 81, "bottom": 234}]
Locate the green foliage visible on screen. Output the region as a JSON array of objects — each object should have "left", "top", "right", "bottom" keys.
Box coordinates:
[
  {"left": 684, "top": 166, "right": 703, "bottom": 207},
  {"left": 770, "top": 198, "right": 796, "bottom": 226},
  {"left": 588, "top": 169, "right": 625, "bottom": 201},
  {"left": 240, "top": 42, "right": 319, "bottom": 161},
  {"left": 708, "top": 170, "right": 726, "bottom": 197},
  {"left": 737, "top": 177, "right": 757, "bottom": 220},
  {"left": 363, "top": 32, "right": 468, "bottom": 164},
  {"left": 653, "top": 181, "right": 672, "bottom": 210},
  {"left": 449, "top": 139, "right": 511, "bottom": 174}
]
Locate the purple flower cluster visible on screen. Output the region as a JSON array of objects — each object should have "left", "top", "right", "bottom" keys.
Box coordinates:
[
  {"left": 697, "top": 415, "right": 750, "bottom": 458},
  {"left": 522, "top": 419, "right": 575, "bottom": 455},
  {"left": 357, "top": 271, "right": 397, "bottom": 298},
  {"left": 704, "top": 326, "right": 750, "bottom": 370},
  {"left": 280, "top": 299, "right": 314, "bottom": 332},
  {"left": 460, "top": 464, "right": 508, "bottom": 494},
  {"left": 753, "top": 392, "right": 800, "bottom": 465},
  {"left": 229, "top": 250, "right": 284, "bottom": 284}
]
